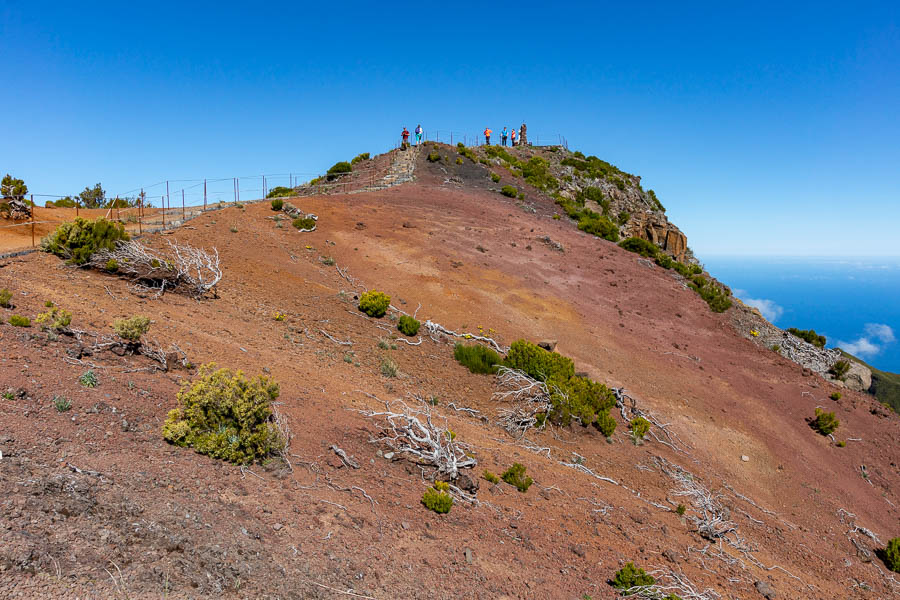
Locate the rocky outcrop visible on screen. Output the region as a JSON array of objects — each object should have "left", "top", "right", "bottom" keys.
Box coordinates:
[{"left": 626, "top": 212, "right": 688, "bottom": 263}]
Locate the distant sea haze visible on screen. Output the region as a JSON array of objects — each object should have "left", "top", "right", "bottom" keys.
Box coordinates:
[{"left": 703, "top": 256, "right": 900, "bottom": 373}]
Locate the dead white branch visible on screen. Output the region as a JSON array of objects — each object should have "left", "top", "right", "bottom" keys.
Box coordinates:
[
  {"left": 320, "top": 330, "right": 352, "bottom": 346},
  {"left": 358, "top": 398, "right": 476, "bottom": 480},
  {"left": 331, "top": 444, "right": 360, "bottom": 469},
  {"left": 422, "top": 320, "right": 505, "bottom": 353},
  {"left": 493, "top": 366, "right": 550, "bottom": 437}
]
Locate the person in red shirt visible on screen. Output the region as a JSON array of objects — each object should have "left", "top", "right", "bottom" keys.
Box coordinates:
[
  {"left": 484, "top": 127, "right": 492, "bottom": 145},
  {"left": 510, "top": 128, "right": 517, "bottom": 146},
  {"left": 401, "top": 127, "right": 410, "bottom": 149}
]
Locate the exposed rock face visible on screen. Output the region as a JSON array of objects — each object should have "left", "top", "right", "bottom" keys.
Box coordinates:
[
  {"left": 843, "top": 360, "right": 873, "bottom": 393},
  {"left": 626, "top": 211, "right": 688, "bottom": 263}
]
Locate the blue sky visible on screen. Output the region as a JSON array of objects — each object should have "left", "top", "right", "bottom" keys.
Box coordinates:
[{"left": 1, "top": 1, "right": 898, "bottom": 256}]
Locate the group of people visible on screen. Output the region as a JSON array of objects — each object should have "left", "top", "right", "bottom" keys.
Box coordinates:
[
  {"left": 484, "top": 123, "right": 527, "bottom": 147},
  {"left": 400, "top": 123, "right": 528, "bottom": 148}
]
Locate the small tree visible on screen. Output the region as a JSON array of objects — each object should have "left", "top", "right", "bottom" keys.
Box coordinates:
[
  {"left": 811, "top": 408, "right": 839, "bottom": 435},
  {"left": 501, "top": 462, "right": 533, "bottom": 492},
  {"left": 78, "top": 183, "right": 106, "bottom": 209},
  {"left": 1, "top": 174, "right": 27, "bottom": 200},
  {"left": 326, "top": 161, "right": 352, "bottom": 181},
  {"left": 612, "top": 562, "right": 655, "bottom": 591},
  {"left": 630, "top": 416, "right": 651, "bottom": 444},
  {"left": 358, "top": 290, "right": 391, "bottom": 318},
  {"left": 880, "top": 538, "right": 900, "bottom": 573}
]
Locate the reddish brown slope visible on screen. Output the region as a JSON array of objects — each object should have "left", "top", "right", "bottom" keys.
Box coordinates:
[{"left": 0, "top": 155, "right": 898, "bottom": 599}]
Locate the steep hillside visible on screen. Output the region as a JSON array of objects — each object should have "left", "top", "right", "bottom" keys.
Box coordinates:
[{"left": 1, "top": 147, "right": 899, "bottom": 599}]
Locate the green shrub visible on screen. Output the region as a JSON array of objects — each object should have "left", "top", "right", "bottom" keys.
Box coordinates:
[
  {"left": 456, "top": 144, "right": 477, "bottom": 162},
  {"left": 811, "top": 408, "right": 839, "bottom": 435},
  {"left": 9, "top": 315, "right": 30, "bottom": 327},
  {"left": 326, "top": 161, "right": 352, "bottom": 181},
  {"left": 162, "top": 364, "right": 285, "bottom": 464},
  {"left": 617, "top": 211, "right": 631, "bottom": 225},
  {"left": 630, "top": 416, "right": 650, "bottom": 444},
  {"left": 292, "top": 217, "right": 316, "bottom": 230},
  {"left": 454, "top": 343, "right": 502, "bottom": 374},
  {"left": 266, "top": 187, "right": 293, "bottom": 200},
  {"left": 836, "top": 440, "right": 846, "bottom": 447},
  {"left": 504, "top": 339, "right": 574, "bottom": 382},
  {"left": 1, "top": 173, "right": 27, "bottom": 200},
  {"left": 577, "top": 215, "right": 619, "bottom": 242},
  {"left": 646, "top": 189, "right": 665, "bottom": 212},
  {"left": 612, "top": 562, "right": 655, "bottom": 591},
  {"left": 676, "top": 503, "right": 686, "bottom": 516},
  {"left": 500, "top": 185, "right": 518, "bottom": 198},
  {"left": 398, "top": 315, "right": 420, "bottom": 336},
  {"left": 619, "top": 237, "right": 658, "bottom": 258},
  {"left": 688, "top": 276, "right": 732, "bottom": 313},
  {"left": 380, "top": 358, "right": 398, "bottom": 377},
  {"left": 35, "top": 305, "right": 72, "bottom": 331},
  {"left": 655, "top": 254, "right": 674, "bottom": 269},
  {"left": 53, "top": 396, "right": 72, "bottom": 412},
  {"left": 830, "top": 392, "right": 842, "bottom": 401},
  {"left": 79, "top": 370, "right": 98, "bottom": 388},
  {"left": 359, "top": 290, "right": 391, "bottom": 318},
  {"left": 787, "top": 328, "right": 826, "bottom": 348},
  {"left": 0, "top": 288, "right": 11, "bottom": 308},
  {"left": 427, "top": 151, "right": 440, "bottom": 162},
  {"left": 829, "top": 360, "right": 850, "bottom": 381},
  {"left": 270, "top": 198, "right": 284, "bottom": 210},
  {"left": 45, "top": 196, "right": 78, "bottom": 208},
  {"left": 113, "top": 315, "right": 151, "bottom": 342},
  {"left": 547, "top": 375, "right": 617, "bottom": 432},
  {"left": 483, "top": 470, "right": 500, "bottom": 484},
  {"left": 41, "top": 217, "right": 130, "bottom": 265},
  {"left": 880, "top": 538, "right": 900, "bottom": 572},
  {"left": 422, "top": 481, "right": 453, "bottom": 513},
  {"left": 455, "top": 157, "right": 463, "bottom": 165},
  {"left": 490, "top": 172, "right": 501, "bottom": 183},
  {"left": 351, "top": 152, "right": 370, "bottom": 164},
  {"left": 501, "top": 463, "right": 533, "bottom": 492},
  {"left": 105, "top": 259, "right": 119, "bottom": 272}
]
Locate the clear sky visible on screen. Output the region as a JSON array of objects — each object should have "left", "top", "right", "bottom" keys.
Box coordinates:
[{"left": 2, "top": 1, "right": 898, "bottom": 257}]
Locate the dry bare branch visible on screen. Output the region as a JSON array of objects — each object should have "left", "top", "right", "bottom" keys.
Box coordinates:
[{"left": 422, "top": 319, "right": 505, "bottom": 352}]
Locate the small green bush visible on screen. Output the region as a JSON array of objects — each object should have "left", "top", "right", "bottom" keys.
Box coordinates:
[
  {"left": 422, "top": 481, "right": 453, "bottom": 514},
  {"left": 688, "top": 276, "right": 732, "bottom": 313},
  {"left": 427, "top": 151, "right": 440, "bottom": 162},
  {"left": 630, "top": 416, "right": 650, "bottom": 444},
  {"left": 105, "top": 258, "right": 119, "bottom": 272},
  {"left": 500, "top": 185, "right": 518, "bottom": 198},
  {"left": 502, "top": 463, "right": 533, "bottom": 492},
  {"left": 830, "top": 391, "right": 842, "bottom": 401},
  {"left": 787, "top": 327, "right": 826, "bottom": 348},
  {"left": 292, "top": 217, "right": 316, "bottom": 230},
  {"left": 266, "top": 187, "right": 293, "bottom": 199},
  {"left": 455, "top": 157, "right": 463, "bottom": 165},
  {"left": 577, "top": 215, "right": 619, "bottom": 242},
  {"left": 829, "top": 360, "right": 850, "bottom": 381},
  {"left": 359, "top": 290, "right": 391, "bottom": 318},
  {"left": 676, "top": 503, "right": 686, "bottom": 516},
  {"left": 612, "top": 562, "right": 655, "bottom": 591},
  {"left": 9, "top": 315, "right": 30, "bottom": 327},
  {"left": 811, "top": 408, "right": 839, "bottom": 435},
  {"left": 41, "top": 217, "right": 130, "bottom": 265},
  {"left": 880, "top": 538, "right": 900, "bottom": 573},
  {"left": 546, "top": 374, "right": 617, "bottom": 432},
  {"left": 490, "top": 172, "right": 501, "bottom": 183},
  {"left": 162, "top": 364, "right": 285, "bottom": 464},
  {"left": 836, "top": 440, "right": 846, "bottom": 447},
  {"left": 53, "top": 396, "right": 72, "bottom": 412},
  {"left": 35, "top": 305, "right": 72, "bottom": 331},
  {"left": 351, "top": 152, "right": 370, "bottom": 164},
  {"left": 326, "top": 161, "right": 352, "bottom": 181},
  {"left": 397, "top": 315, "right": 420, "bottom": 336},
  {"left": 113, "top": 315, "right": 151, "bottom": 342},
  {"left": 270, "top": 198, "right": 284, "bottom": 211},
  {"left": 454, "top": 343, "right": 502, "bottom": 374},
  {"left": 617, "top": 211, "right": 630, "bottom": 225},
  {"left": 0, "top": 288, "right": 11, "bottom": 308},
  {"left": 504, "top": 339, "right": 574, "bottom": 382},
  {"left": 483, "top": 470, "right": 500, "bottom": 484},
  {"left": 619, "top": 237, "right": 658, "bottom": 258},
  {"left": 79, "top": 370, "right": 98, "bottom": 388},
  {"left": 380, "top": 358, "right": 398, "bottom": 377}
]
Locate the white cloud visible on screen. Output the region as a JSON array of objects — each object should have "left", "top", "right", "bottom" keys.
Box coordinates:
[
  {"left": 836, "top": 337, "right": 881, "bottom": 357},
  {"left": 733, "top": 289, "right": 784, "bottom": 322},
  {"left": 864, "top": 323, "right": 895, "bottom": 344}
]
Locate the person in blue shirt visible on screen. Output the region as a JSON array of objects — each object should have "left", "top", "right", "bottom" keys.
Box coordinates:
[{"left": 501, "top": 127, "right": 508, "bottom": 146}]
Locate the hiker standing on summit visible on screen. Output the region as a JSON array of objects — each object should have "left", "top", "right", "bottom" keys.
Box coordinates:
[
  {"left": 414, "top": 124, "right": 423, "bottom": 146},
  {"left": 510, "top": 127, "right": 517, "bottom": 146},
  {"left": 484, "top": 126, "right": 492, "bottom": 145},
  {"left": 401, "top": 127, "right": 410, "bottom": 149},
  {"left": 501, "top": 127, "right": 508, "bottom": 146}
]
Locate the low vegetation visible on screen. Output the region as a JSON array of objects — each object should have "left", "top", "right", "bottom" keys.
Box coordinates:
[
  {"left": 829, "top": 359, "right": 850, "bottom": 381},
  {"left": 611, "top": 562, "right": 657, "bottom": 593},
  {"left": 880, "top": 538, "right": 900, "bottom": 573},
  {"left": 630, "top": 416, "right": 650, "bottom": 444},
  {"left": 482, "top": 470, "right": 500, "bottom": 484},
  {"left": 830, "top": 391, "right": 842, "bottom": 401},
  {"left": 113, "top": 315, "right": 151, "bottom": 343},
  {"left": 53, "top": 396, "right": 72, "bottom": 412},
  {"left": 162, "top": 364, "right": 286, "bottom": 464},
  {"left": 0, "top": 288, "right": 11, "bottom": 308},
  {"left": 501, "top": 463, "right": 533, "bottom": 492},
  {"left": 35, "top": 304, "right": 72, "bottom": 331},
  {"left": 787, "top": 327, "right": 826, "bottom": 348},
  {"left": 490, "top": 172, "right": 501, "bottom": 183},
  {"left": 351, "top": 152, "right": 370, "bottom": 164},
  {"left": 359, "top": 290, "right": 391, "bottom": 318},
  {"left": 422, "top": 480, "right": 453, "bottom": 514},
  {"left": 325, "top": 161, "right": 352, "bottom": 180},
  {"left": 456, "top": 142, "right": 477, "bottom": 162},
  {"left": 41, "top": 217, "right": 130, "bottom": 265},
  {"left": 9, "top": 315, "right": 30, "bottom": 327},
  {"left": 454, "top": 343, "right": 502, "bottom": 374},
  {"left": 292, "top": 217, "right": 316, "bottom": 231},
  {"left": 811, "top": 407, "right": 839, "bottom": 435},
  {"left": 397, "top": 315, "right": 420, "bottom": 336},
  {"left": 266, "top": 188, "right": 293, "bottom": 200},
  {"left": 79, "top": 370, "right": 98, "bottom": 388},
  {"left": 270, "top": 198, "right": 284, "bottom": 210},
  {"left": 427, "top": 151, "right": 440, "bottom": 162},
  {"left": 500, "top": 185, "right": 518, "bottom": 198}
]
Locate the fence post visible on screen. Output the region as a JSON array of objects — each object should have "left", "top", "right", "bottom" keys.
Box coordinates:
[
  {"left": 166, "top": 180, "right": 170, "bottom": 213},
  {"left": 30, "top": 194, "right": 35, "bottom": 247},
  {"left": 162, "top": 197, "right": 165, "bottom": 228},
  {"left": 233, "top": 178, "right": 237, "bottom": 204},
  {"left": 116, "top": 197, "right": 120, "bottom": 221},
  {"left": 203, "top": 179, "right": 207, "bottom": 210},
  {"left": 182, "top": 189, "right": 185, "bottom": 220}
]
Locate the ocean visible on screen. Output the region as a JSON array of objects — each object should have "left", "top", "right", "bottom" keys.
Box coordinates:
[{"left": 702, "top": 256, "right": 900, "bottom": 374}]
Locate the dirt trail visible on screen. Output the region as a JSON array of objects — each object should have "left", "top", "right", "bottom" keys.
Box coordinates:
[{"left": 1, "top": 154, "right": 899, "bottom": 599}]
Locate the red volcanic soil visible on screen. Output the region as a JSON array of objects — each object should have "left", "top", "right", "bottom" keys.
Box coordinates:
[{"left": 1, "top": 149, "right": 899, "bottom": 599}]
